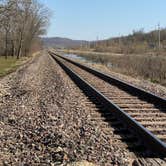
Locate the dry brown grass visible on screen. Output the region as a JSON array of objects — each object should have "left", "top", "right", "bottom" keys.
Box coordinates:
[
  {"left": 72, "top": 52, "right": 166, "bottom": 86},
  {"left": 109, "top": 54, "right": 166, "bottom": 85}
]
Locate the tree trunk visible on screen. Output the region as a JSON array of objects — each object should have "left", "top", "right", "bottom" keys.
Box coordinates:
[
  {"left": 17, "top": 43, "right": 22, "bottom": 59},
  {"left": 11, "top": 39, "right": 15, "bottom": 57},
  {"left": 5, "top": 29, "right": 8, "bottom": 59},
  {"left": 17, "top": 31, "right": 23, "bottom": 59}
]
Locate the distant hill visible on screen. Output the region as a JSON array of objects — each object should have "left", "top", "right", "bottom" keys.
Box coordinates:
[{"left": 42, "top": 37, "right": 88, "bottom": 48}]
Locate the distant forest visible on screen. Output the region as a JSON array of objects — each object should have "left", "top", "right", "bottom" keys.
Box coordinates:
[{"left": 83, "top": 28, "right": 166, "bottom": 54}]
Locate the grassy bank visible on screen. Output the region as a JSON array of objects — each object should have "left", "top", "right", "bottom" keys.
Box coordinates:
[
  {"left": 61, "top": 50, "right": 166, "bottom": 86},
  {"left": 0, "top": 56, "right": 30, "bottom": 77},
  {"left": 0, "top": 51, "right": 41, "bottom": 78}
]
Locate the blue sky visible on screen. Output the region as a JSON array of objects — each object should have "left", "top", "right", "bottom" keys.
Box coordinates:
[{"left": 40, "top": 0, "right": 166, "bottom": 41}]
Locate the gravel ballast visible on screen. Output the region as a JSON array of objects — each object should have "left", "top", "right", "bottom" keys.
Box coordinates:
[
  {"left": 0, "top": 52, "right": 136, "bottom": 165},
  {"left": 0, "top": 51, "right": 165, "bottom": 165}
]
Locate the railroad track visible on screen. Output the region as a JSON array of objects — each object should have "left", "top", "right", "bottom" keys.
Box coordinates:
[{"left": 49, "top": 51, "right": 166, "bottom": 157}]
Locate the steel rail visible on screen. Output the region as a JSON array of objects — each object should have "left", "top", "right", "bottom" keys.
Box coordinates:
[
  {"left": 50, "top": 52, "right": 166, "bottom": 156},
  {"left": 49, "top": 51, "right": 166, "bottom": 108}
]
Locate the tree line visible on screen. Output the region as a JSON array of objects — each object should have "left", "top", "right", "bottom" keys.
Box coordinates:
[
  {"left": 83, "top": 28, "right": 166, "bottom": 54},
  {"left": 0, "top": 0, "right": 50, "bottom": 59}
]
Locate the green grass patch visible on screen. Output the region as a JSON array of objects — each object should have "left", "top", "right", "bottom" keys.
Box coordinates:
[{"left": 0, "top": 56, "right": 27, "bottom": 77}]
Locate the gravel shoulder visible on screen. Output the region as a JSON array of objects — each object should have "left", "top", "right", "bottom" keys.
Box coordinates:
[{"left": 0, "top": 51, "right": 165, "bottom": 165}]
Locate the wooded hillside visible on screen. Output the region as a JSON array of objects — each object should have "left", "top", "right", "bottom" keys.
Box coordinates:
[{"left": 89, "top": 29, "right": 166, "bottom": 54}]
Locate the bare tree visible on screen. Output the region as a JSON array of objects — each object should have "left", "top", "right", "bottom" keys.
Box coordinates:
[{"left": 0, "top": 0, "right": 50, "bottom": 58}]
